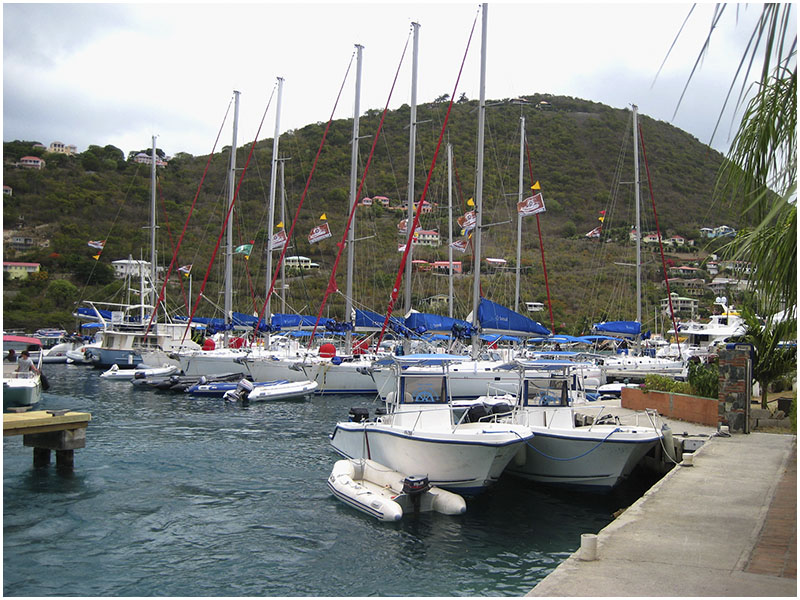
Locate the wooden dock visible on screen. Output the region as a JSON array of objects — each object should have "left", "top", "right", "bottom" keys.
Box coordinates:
[{"left": 4, "top": 409, "right": 91, "bottom": 470}]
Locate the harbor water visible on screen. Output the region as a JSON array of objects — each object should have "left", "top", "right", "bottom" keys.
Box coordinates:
[{"left": 4, "top": 363, "right": 657, "bottom": 596}]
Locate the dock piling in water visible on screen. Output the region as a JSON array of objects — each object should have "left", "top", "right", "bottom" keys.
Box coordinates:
[{"left": 4, "top": 409, "right": 91, "bottom": 471}]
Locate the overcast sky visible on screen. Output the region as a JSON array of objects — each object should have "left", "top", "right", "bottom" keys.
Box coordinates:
[{"left": 3, "top": 2, "right": 781, "bottom": 159}]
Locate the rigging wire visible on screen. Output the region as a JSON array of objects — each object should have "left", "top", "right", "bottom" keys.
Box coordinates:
[
  {"left": 142, "top": 96, "right": 233, "bottom": 341},
  {"left": 252, "top": 50, "right": 357, "bottom": 337},
  {"left": 308, "top": 28, "right": 412, "bottom": 346},
  {"left": 179, "top": 86, "right": 275, "bottom": 344},
  {"left": 377, "top": 5, "right": 481, "bottom": 348}
]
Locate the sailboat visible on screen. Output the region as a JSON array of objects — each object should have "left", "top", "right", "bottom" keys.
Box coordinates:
[
  {"left": 592, "top": 105, "right": 686, "bottom": 381},
  {"left": 79, "top": 137, "right": 201, "bottom": 368}
]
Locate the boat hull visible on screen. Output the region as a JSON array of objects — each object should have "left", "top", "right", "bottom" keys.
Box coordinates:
[
  {"left": 330, "top": 417, "right": 531, "bottom": 494},
  {"left": 504, "top": 408, "right": 662, "bottom": 489},
  {"left": 3, "top": 376, "right": 43, "bottom": 410}
]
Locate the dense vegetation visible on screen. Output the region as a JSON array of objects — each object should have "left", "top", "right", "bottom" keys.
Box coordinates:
[{"left": 3, "top": 94, "right": 743, "bottom": 333}]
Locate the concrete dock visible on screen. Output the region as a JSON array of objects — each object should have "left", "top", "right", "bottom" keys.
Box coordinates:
[{"left": 529, "top": 431, "right": 796, "bottom": 596}]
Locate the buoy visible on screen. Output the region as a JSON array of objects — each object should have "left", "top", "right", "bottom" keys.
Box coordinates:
[{"left": 319, "top": 343, "right": 336, "bottom": 359}]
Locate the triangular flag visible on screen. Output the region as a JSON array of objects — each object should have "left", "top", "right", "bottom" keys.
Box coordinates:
[
  {"left": 467, "top": 198, "right": 475, "bottom": 207},
  {"left": 92, "top": 254, "right": 100, "bottom": 260},
  {"left": 531, "top": 181, "right": 541, "bottom": 190},
  {"left": 599, "top": 216, "right": 604, "bottom": 223},
  {"left": 276, "top": 221, "right": 284, "bottom": 228},
  {"left": 319, "top": 213, "right": 327, "bottom": 221}
]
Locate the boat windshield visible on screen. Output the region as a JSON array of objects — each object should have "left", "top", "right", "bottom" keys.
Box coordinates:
[{"left": 399, "top": 375, "right": 448, "bottom": 404}]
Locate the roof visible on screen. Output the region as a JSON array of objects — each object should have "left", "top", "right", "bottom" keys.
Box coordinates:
[
  {"left": 3, "top": 335, "right": 43, "bottom": 346},
  {"left": 20, "top": 156, "right": 44, "bottom": 161},
  {"left": 3, "top": 262, "right": 40, "bottom": 267}
]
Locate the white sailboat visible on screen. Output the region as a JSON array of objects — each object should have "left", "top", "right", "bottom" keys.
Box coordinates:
[{"left": 594, "top": 105, "right": 687, "bottom": 381}]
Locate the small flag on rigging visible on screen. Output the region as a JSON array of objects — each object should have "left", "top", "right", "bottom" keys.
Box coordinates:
[
  {"left": 88, "top": 240, "right": 105, "bottom": 250},
  {"left": 178, "top": 264, "right": 192, "bottom": 276},
  {"left": 308, "top": 223, "right": 332, "bottom": 244},
  {"left": 517, "top": 192, "right": 546, "bottom": 217}
]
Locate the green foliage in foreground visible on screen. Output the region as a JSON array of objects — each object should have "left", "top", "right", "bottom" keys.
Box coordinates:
[{"left": 642, "top": 361, "right": 720, "bottom": 399}]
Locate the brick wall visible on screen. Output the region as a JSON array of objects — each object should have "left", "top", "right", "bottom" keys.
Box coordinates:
[{"left": 621, "top": 388, "right": 719, "bottom": 426}]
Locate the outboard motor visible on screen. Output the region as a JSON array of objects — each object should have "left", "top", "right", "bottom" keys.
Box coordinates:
[
  {"left": 374, "top": 406, "right": 387, "bottom": 417},
  {"left": 402, "top": 475, "right": 430, "bottom": 514},
  {"left": 223, "top": 378, "right": 255, "bottom": 404},
  {"left": 348, "top": 407, "right": 370, "bottom": 423}
]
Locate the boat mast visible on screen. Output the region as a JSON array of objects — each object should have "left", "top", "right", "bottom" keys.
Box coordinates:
[
  {"left": 470, "top": 3, "right": 487, "bottom": 360},
  {"left": 265, "top": 77, "right": 284, "bottom": 348},
  {"left": 225, "top": 90, "right": 240, "bottom": 346},
  {"left": 447, "top": 142, "right": 454, "bottom": 319},
  {"left": 279, "top": 159, "right": 287, "bottom": 313},
  {"left": 147, "top": 135, "right": 159, "bottom": 323},
  {"left": 632, "top": 105, "right": 642, "bottom": 328},
  {"left": 514, "top": 116, "right": 524, "bottom": 313},
  {"left": 345, "top": 45, "right": 363, "bottom": 355},
  {"left": 403, "top": 22, "right": 420, "bottom": 325}
]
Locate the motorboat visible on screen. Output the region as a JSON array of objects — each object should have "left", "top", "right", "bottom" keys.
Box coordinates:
[
  {"left": 471, "top": 361, "right": 672, "bottom": 490},
  {"left": 327, "top": 458, "right": 466, "bottom": 522},
  {"left": 130, "top": 372, "right": 242, "bottom": 392},
  {"left": 329, "top": 356, "right": 534, "bottom": 495},
  {"left": 3, "top": 335, "right": 44, "bottom": 410},
  {"left": 186, "top": 377, "right": 318, "bottom": 402},
  {"left": 100, "top": 363, "right": 179, "bottom": 381}
]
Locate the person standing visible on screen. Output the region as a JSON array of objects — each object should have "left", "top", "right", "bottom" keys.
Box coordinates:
[{"left": 16, "top": 350, "right": 39, "bottom": 375}]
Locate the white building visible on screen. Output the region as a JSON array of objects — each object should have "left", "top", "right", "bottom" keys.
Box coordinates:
[
  {"left": 112, "top": 259, "right": 164, "bottom": 279},
  {"left": 284, "top": 256, "right": 319, "bottom": 269}
]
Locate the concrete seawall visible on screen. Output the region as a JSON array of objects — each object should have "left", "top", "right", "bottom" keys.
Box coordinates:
[{"left": 529, "top": 432, "right": 796, "bottom": 597}]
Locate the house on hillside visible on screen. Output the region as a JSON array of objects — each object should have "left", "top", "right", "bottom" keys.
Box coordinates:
[
  {"left": 48, "top": 141, "right": 77, "bottom": 155},
  {"left": 3, "top": 185, "right": 12, "bottom": 196},
  {"left": 18, "top": 156, "right": 45, "bottom": 170},
  {"left": 661, "top": 293, "right": 698, "bottom": 318},
  {"left": 132, "top": 152, "right": 168, "bottom": 167},
  {"left": 413, "top": 229, "right": 440, "bottom": 247},
  {"left": 3, "top": 262, "right": 40, "bottom": 279}
]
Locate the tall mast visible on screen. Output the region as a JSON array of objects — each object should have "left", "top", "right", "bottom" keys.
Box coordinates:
[
  {"left": 345, "top": 45, "right": 363, "bottom": 354},
  {"left": 447, "top": 143, "right": 454, "bottom": 319},
  {"left": 149, "top": 135, "right": 158, "bottom": 315},
  {"left": 279, "top": 159, "right": 287, "bottom": 313},
  {"left": 470, "top": 3, "right": 488, "bottom": 359},
  {"left": 632, "top": 104, "right": 641, "bottom": 326},
  {"left": 265, "top": 77, "right": 284, "bottom": 347},
  {"left": 514, "top": 116, "right": 525, "bottom": 313},
  {"left": 225, "top": 90, "right": 240, "bottom": 344},
  {"left": 403, "top": 22, "right": 420, "bottom": 321}
]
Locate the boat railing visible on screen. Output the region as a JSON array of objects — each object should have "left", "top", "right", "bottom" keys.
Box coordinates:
[{"left": 579, "top": 404, "right": 664, "bottom": 432}]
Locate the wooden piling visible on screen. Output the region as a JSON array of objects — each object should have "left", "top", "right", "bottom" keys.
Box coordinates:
[{"left": 4, "top": 410, "right": 91, "bottom": 471}]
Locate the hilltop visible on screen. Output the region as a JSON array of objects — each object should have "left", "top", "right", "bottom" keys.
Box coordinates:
[{"left": 2, "top": 94, "right": 743, "bottom": 333}]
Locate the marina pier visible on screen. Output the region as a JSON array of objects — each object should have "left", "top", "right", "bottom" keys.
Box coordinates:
[
  {"left": 529, "top": 432, "right": 796, "bottom": 597},
  {"left": 3, "top": 409, "right": 91, "bottom": 470}
]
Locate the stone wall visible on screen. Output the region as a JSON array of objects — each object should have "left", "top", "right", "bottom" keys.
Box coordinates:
[{"left": 718, "top": 348, "right": 752, "bottom": 433}]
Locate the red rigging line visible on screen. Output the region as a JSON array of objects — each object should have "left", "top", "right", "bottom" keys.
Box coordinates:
[
  {"left": 524, "top": 138, "right": 555, "bottom": 335},
  {"left": 142, "top": 98, "right": 233, "bottom": 342},
  {"left": 307, "top": 31, "right": 412, "bottom": 348},
  {"left": 639, "top": 123, "right": 682, "bottom": 358},
  {"left": 376, "top": 8, "right": 480, "bottom": 349},
  {"left": 157, "top": 179, "right": 190, "bottom": 313},
  {"left": 253, "top": 52, "right": 357, "bottom": 337},
  {"left": 181, "top": 88, "right": 276, "bottom": 345}
]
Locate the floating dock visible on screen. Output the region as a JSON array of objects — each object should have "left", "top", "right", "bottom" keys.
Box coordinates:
[{"left": 3, "top": 409, "right": 91, "bottom": 470}]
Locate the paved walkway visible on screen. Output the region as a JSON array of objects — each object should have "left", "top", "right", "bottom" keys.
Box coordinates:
[{"left": 529, "top": 432, "right": 797, "bottom": 597}]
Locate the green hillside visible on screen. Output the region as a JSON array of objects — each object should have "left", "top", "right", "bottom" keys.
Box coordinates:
[{"left": 2, "top": 94, "right": 743, "bottom": 334}]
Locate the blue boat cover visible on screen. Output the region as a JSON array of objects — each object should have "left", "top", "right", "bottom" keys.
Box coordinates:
[
  {"left": 405, "top": 312, "right": 472, "bottom": 336},
  {"left": 478, "top": 298, "right": 550, "bottom": 337},
  {"left": 354, "top": 309, "right": 404, "bottom": 332},
  {"left": 592, "top": 321, "right": 641, "bottom": 337}
]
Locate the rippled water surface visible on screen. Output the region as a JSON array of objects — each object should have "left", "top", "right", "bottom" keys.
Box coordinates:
[{"left": 4, "top": 364, "right": 653, "bottom": 596}]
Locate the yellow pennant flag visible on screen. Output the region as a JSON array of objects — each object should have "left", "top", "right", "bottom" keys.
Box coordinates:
[
  {"left": 531, "top": 181, "right": 541, "bottom": 190},
  {"left": 92, "top": 254, "right": 100, "bottom": 260},
  {"left": 467, "top": 198, "right": 475, "bottom": 207},
  {"left": 319, "top": 213, "right": 327, "bottom": 221},
  {"left": 599, "top": 216, "right": 605, "bottom": 223},
  {"left": 277, "top": 221, "right": 284, "bottom": 228}
]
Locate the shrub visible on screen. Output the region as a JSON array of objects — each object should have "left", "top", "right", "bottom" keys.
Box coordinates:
[
  {"left": 687, "top": 360, "right": 719, "bottom": 399},
  {"left": 642, "top": 374, "right": 692, "bottom": 394}
]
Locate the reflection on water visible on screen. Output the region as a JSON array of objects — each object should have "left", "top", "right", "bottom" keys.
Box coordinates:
[{"left": 4, "top": 364, "right": 656, "bottom": 596}]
